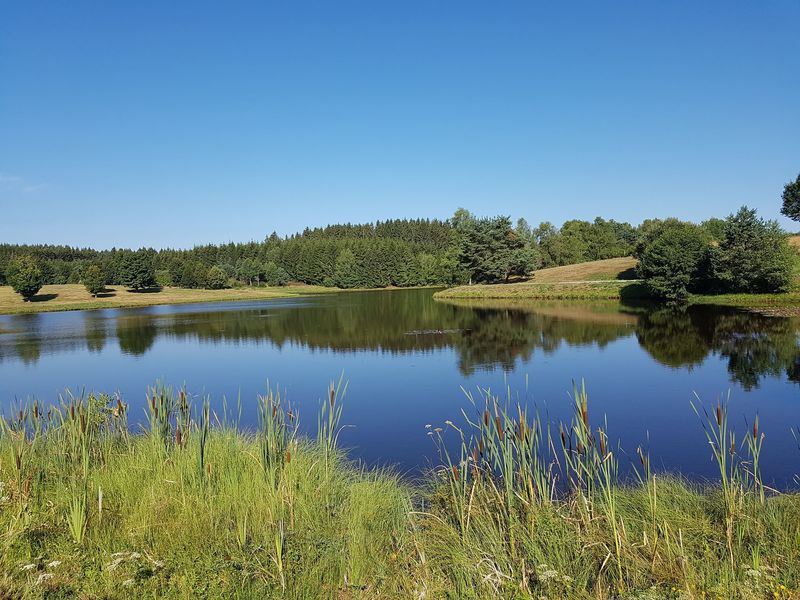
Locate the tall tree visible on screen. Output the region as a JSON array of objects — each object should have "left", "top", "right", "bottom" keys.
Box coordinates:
[
  {"left": 6, "top": 255, "right": 44, "bottom": 301},
  {"left": 711, "top": 206, "right": 794, "bottom": 293},
  {"left": 780, "top": 172, "right": 800, "bottom": 222},
  {"left": 82, "top": 264, "right": 106, "bottom": 297}
]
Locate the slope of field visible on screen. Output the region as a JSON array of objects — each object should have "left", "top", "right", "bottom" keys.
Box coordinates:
[
  {"left": 526, "top": 256, "right": 638, "bottom": 283},
  {"left": 435, "top": 257, "right": 641, "bottom": 300}
]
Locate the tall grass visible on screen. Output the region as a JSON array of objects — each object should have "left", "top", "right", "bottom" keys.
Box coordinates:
[{"left": 0, "top": 381, "right": 798, "bottom": 599}]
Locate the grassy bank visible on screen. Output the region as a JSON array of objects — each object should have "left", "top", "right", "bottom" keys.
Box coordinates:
[
  {"left": 435, "top": 255, "right": 800, "bottom": 313},
  {"left": 1, "top": 383, "right": 798, "bottom": 598},
  {"left": 0, "top": 284, "right": 341, "bottom": 316}
]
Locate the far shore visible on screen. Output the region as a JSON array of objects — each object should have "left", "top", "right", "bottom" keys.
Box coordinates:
[{"left": 0, "top": 284, "right": 341, "bottom": 316}]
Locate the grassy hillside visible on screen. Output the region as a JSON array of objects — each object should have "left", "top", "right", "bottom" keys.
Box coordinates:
[{"left": 435, "top": 257, "right": 642, "bottom": 300}]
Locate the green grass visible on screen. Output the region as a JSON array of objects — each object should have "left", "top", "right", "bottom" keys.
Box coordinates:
[{"left": 1, "top": 382, "right": 799, "bottom": 598}]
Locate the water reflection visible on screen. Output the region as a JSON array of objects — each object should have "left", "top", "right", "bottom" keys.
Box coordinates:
[{"left": 0, "top": 291, "right": 799, "bottom": 390}]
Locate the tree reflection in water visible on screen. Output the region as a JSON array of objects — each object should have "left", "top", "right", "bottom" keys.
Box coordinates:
[{"left": 0, "top": 290, "right": 798, "bottom": 389}]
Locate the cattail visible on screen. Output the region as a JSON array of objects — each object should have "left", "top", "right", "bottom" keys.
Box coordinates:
[
  {"left": 272, "top": 404, "right": 277, "bottom": 418},
  {"left": 70, "top": 405, "right": 75, "bottom": 420},
  {"left": 716, "top": 403, "right": 723, "bottom": 427},
  {"left": 14, "top": 450, "right": 21, "bottom": 471},
  {"left": 285, "top": 449, "right": 291, "bottom": 463},
  {"left": 471, "top": 447, "right": 478, "bottom": 464},
  {"left": 32, "top": 403, "right": 39, "bottom": 420},
  {"left": 495, "top": 416, "right": 503, "bottom": 440},
  {"left": 599, "top": 432, "right": 607, "bottom": 456},
  {"left": 478, "top": 438, "right": 484, "bottom": 455},
  {"left": 730, "top": 439, "right": 735, "bottom": 456},
  {"left": 80, "top": 412, "right": 87, "bottom": 434},
  {"left": 287, "top": 410, "right": 294, "bottom": 421},
  {"left": 329, "top": 384, "right": 335, "bottom": 408},
  {"left": 753, "top": 415, "right": 759, "bottom": 439},
  {"left": 560, "top": 426, "right": 567, "bottom": 448},
  {"left": 175, "top": 427, "right": 182, "bottom": 448},
  {"left": 483, "top": 409, "right": 490, "bottom": 427},
  {"left": 451, "top": 464, "right": 459, "bottom": 481},
  {"left": 577, "top": 441, "right": 585, "bottom": 455}
]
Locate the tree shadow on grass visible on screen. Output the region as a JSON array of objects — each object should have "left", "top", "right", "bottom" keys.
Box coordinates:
[
  {"left": 616, "top": 267, "right": 638, "bottom": 280},
  {"left": 29, "top": 293, "right": 58, "bottom": 302},
  {"left": 95, "top": 289, "right": 117, "bottom": 298},
  {"left": 127, "top": 287, "right": 163, "bottom": 294}
]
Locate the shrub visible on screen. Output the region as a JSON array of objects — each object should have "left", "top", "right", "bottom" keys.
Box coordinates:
[
  {"left": 82, "top": 264, "right": 106, "bottom": 297},
  {"left": 6, "top": 255, "right": 44, "bottom": 301},
  {"left": 635, "top": 221, "right": 711, "bottom": 301},
  {"left": 206, "top": 265, "right": 228, "bottom": 289},
  {"left": 155, "top": 269, "right": 173, "bottom": 288}
]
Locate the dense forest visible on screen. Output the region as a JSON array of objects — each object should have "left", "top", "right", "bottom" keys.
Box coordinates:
[{"left": 0, "top": 206, "right": 795, "bottom": 300}]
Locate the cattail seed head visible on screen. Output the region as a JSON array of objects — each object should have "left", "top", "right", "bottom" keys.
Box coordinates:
[
  {"left": 716, "top": 403, "right": 723, "bottom": 427},
  {"left": 495, "top": 416, "right": 503, "bottom": 440},
  {"left": 483, "top": 410, "right": 490, "bottom": 427},
  {"left": 451, "top": 464, "right": 459, "bottom": 480}
]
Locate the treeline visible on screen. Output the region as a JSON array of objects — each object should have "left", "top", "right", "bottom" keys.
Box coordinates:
[{"left": 1, "top": 208, "right": 796, "bottom": 300}]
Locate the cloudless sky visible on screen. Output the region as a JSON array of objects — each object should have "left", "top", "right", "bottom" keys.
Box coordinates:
[{"left": 1, "top": 1, "right": 799, "bottom": 249}]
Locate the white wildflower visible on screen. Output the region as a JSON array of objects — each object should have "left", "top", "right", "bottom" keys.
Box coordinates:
[
  {"left": 539, "top": 569, "right": 559, "bottom": 581},
  {"left": 36, "top": 573, "right": 53, "bottom": 585},
  {"left": 152, "top": 560, "right": 164, "bottom": 569},
  {"left": 47, "top": 560, "right": 61, "bottom": 569},
  {"left": 122, "top": 579, "right": 135, "bottom": 587},
  {"left": 106, "top": 557, "right": 124, "bottom": 571},
  {"left": 20, "top": 563, "right": 36, "bottom": 571},
  {"left": 111, "top": 552, "right": 128, "bottom": 558},
  {"left": 562, "top": 575, "right": 573, "bottom": 583},
  {"left": 745, "top": 568, "right": 762, "bottom": 578},
  {"left": 129, "top": 552, "right": 141, "bottom": 560}
]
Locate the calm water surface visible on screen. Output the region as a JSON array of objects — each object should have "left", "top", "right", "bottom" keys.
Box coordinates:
[{"left": 1, "top": 289, "right": 799, "bottom": 484}]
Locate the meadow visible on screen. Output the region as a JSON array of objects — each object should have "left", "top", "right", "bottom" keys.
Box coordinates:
[
  {"left": 1, "top": 381, "right": 798, "bottom": 599},
  {"left": 0, "top": 284, "right": 339, "bottom": 316}
]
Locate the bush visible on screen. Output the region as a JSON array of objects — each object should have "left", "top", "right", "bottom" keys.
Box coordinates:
[
  {"left": 82, "top": 264, "right": 106, "bottom": 297},
  {"left": 206, "top": 265, "right": 228, "bottom": 289},
  {"left": 635, "top": 221, "right": 711, "bottom": 301},
  {"left": 263, "top": 261, "right": 290, "bottom": 286},
  {"left": 155, "top": 269, "right": 173, "bottom": 288},
  {"left": 711, "top": 206, "right": 794, "bottom": 293},
  {"left": 6, "top": 255, "right": 44, "bottom": 301}
]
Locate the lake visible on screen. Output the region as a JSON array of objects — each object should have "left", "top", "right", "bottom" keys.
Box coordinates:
[{"left": 1, "top": 289, "right": 799, "bottom": 485}]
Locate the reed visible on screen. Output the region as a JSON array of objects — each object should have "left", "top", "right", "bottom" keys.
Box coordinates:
[{"left": 0, "top": 380, "right": 798, "bottom": 599}]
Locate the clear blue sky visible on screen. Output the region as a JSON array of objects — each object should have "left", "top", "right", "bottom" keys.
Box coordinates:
[{"left": 2, "top": 1, "right": 799, "bottom": 249}]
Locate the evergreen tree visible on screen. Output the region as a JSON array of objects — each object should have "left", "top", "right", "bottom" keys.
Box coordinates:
[
  {"left": 333, "top": 249, "right": 360, "bottom": 288},
  {"left": 82, "top": 264, "right": 106, "bottom": 297},
  {"left": 120, "top": 250, "right": 156, "bottom": 290},
  {"left": 6, "top": 255, "right": 44, "bottom": 301},
  {"left": 711, "top": 206, "right": 794, "bottom": 293}
]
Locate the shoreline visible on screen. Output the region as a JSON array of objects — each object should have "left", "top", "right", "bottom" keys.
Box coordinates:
[{"left": 0, "top": 284, "right": 443, "bottom": 317}]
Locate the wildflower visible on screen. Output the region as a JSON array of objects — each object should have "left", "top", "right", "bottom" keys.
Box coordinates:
[
  {"left": 539, "top": 569, "right": 558, "bottom": 582},
  {"left": 106, "top": 557, "right": 124, "bottom": 571},
  {"left": 122, "top": 579, "right": 135, "bottom": 587},
  {"left": 47, "top": 560, "right": 61, "bottom": 569},
  {"left": 20, "top": 563, "right": 36, "bottom": 571},
  {"left": 745, "top": 569, "right": 761, "bottom": 578},
  {"left": 36, "top": 573, "right": 53, "bottom": 585},
  {"left": 561, "top": 575, "right": 572, "bottom": 583},
  {"left": 129, "top": 552, "right": 141, "bottom": 560}
]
